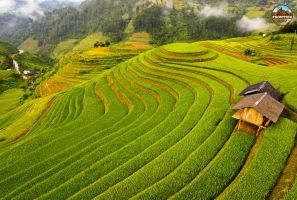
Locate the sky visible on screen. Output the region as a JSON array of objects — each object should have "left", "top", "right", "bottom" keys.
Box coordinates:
[
  {"left": 0, "top": 0, "right": 86, "bottom": 17},
  {"left": 273, "top": 5, "right": 292, "bottom": 13}
]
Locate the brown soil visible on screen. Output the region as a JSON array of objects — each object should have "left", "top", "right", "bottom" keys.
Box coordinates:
[
  {"left": 264, "top": 58, "right": 289, "bottom": 66},
  {"left": 201, "top": 44, "right": 250, "bottom": 62}
]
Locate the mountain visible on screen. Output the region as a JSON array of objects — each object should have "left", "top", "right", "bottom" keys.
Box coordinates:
[
  {"left": 1, "top": 0, "right": 245, "bottom": 55},
  {"left": 0, "top": 0, "right": 84, "bottom": 43},
  {"left": 2, "top": 0, "right": 296, "bottom": 56}
]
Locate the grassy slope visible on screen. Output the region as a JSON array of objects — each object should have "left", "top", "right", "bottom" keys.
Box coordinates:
[
  {"left": 0, "top": 36, "right": 297, "bottom": 199},
  {"left": 18, "top": 37, "right": 40, "bottom": 54},
  {"left": 51, "top": 39, "right": 79, "bottom": 59},
  {"left": 73, "top": 32, "right": 106, "bottom": 51}
]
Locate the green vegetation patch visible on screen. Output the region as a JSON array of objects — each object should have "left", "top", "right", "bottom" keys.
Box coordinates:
[
  {"left": 284, "top": 87, "right": 297, "bottom": 112},
  {"left": 52, "top": 39, "right": 79, "bottom": 59},
  {"left": 162, "top": 43, "right": 207, "bottom": 54},
  {"left": 73, "top": 32, "right": 107, "bottom": 51},
  {"left": 0, "top": 89, "right": 24, "bottom": 115},
  {"left": 245, "top": 11, "right": 265, "bottom": 19},
  {"left": 219, "top": 119, "right": 297, "bottom": 200},
  {"left": 0, "top": 70, "right": 23, "bottom": 94},
  {"left": 14, "top": 52, "right": 53, "bottom": 71},
  {"left": 0, "top": 40, "right": 18, "bottom": 55}
]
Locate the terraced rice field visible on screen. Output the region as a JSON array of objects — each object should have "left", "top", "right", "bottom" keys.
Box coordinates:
[
  {"left": 37, "top": 50, "right": 138, "bottom": 96},
  {"left": 200, "top": 34, "right": 297, "bottom": 69},
  {"left": 1, "top": 41, "right": 297, "bottom": 199}
]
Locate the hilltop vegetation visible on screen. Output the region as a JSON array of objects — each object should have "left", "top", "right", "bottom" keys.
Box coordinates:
[
  {"left": 0, "top": 34, "right": 297, "bottom": 199},
  {"left": 4, "top": 0, "right": 296, "bottom": 56}
]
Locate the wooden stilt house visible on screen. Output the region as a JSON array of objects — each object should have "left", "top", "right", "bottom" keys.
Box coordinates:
[{"left": 232, "top": 81, "right": 284, "bottom": 134}]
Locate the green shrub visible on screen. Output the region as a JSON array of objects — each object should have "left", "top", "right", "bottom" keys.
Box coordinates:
[
  {"left": 78, "top": 70, "right": 90, "bottom": 75},
  {"left": 270, "top": 35, "right": 281, "bottom": 41},
  {"left": 105, "top": 40, "right": 111, "bottom": 47},
  {"left": 244, "top": 48, "right": 256, "bottom": 56},
  {"left": 0, "top": 137, "right": 5, "bottom": 142}
]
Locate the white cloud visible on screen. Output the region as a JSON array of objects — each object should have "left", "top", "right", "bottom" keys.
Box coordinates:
[
  {"left": 0, "top": 0, "right": 16, "bottom": 14},
  {"left": 16, "top": 0, "right": 45, "bottom": 19},
  {"left": 236, "top": 16, "right": 277, "bottom": 32},
  {"left": 0, "top": 0, "right": 85, "bottom": 19},
  {"left": 199, "top": 3, "right": 231, "bottom": 18}
]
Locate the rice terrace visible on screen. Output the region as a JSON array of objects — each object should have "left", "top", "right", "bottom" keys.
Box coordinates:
[{"left": 1, "top": 0, "right": 297, "bottom": 200}]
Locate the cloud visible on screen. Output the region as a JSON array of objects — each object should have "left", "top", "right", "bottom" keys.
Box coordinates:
[
  {"left": 198, "top": 3, "right": 231, "bottom": 18},
  {"left": 16, "top": 0, "right": 45, "bottom": 20},
  {"left": 0, "top": 0, "right": 85, "bottom": 19},
  {"left": 236, "top": 16, "right": 277, "bottom": 32},
  {"left": 0, "top": 0, "right": 16, "bottom": 14}
]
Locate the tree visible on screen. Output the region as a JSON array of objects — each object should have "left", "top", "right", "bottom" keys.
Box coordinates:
[
  {"left": 244, "top": 48, "right": 256, "bottom": 56},
  {"left": 105, "top": 40, "right": 111, "bottom": 47}
]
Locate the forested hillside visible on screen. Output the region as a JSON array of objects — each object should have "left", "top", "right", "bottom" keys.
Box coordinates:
[{"left": 2, "top": 0, "right": 296, "bottom": 56}]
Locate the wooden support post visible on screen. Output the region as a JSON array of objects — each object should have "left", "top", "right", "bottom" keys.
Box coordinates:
[
  {"left": 238, "top": 120, "right": 241, "bottom": 130},
  {"left": 257, "top": 126, "right": 262, "bottom": 135},
  {"left": 265, "top": 120, "right": 271, "bottom": 127},
  {"left": 235, "top": 122, "right": 239, "bottom": 130}
]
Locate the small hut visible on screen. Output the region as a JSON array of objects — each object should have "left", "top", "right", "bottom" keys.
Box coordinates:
[
  {"left": 239, "top": 81, "right": 282, "bottom": 100},
  {"left": 23, "top": 70, "right": 39, "bottom": 76},
  {"left": 232, "top": 92, "right": 284, "bottom": 134}
]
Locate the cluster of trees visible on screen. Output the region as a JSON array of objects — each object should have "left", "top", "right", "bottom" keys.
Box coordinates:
[
  {"left": 94, "top": 40, "right": 110, "bottom": 48},
  {"left": 244, "top": 48, "right": 256, "bottom": 56},
  {"left": 279, "top": 21, "right": 297, "bottom": 34},
  {"left": 14, "top": 52, "right": 54, "bottom": 71},
  {"left": 5, "top": 0, "right": 136, "bottom": 55},
  {"left": 134, "top": 6, "right": 246, "bottom": 45}
]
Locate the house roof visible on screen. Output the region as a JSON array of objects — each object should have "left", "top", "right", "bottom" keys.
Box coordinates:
[
  {"left": 239, "top": 81, "right": 282, "bottom": 100},
  {"left": 233, "top": 92, "right": 284, "bottom": 123},
  {"left": 24, "top": 70, "right": 39, "bottom": 76}
]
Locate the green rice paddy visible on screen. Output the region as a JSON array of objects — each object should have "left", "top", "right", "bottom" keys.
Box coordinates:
[{"left": 1, "top": 37, "right": 297, "bottom": 199}]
